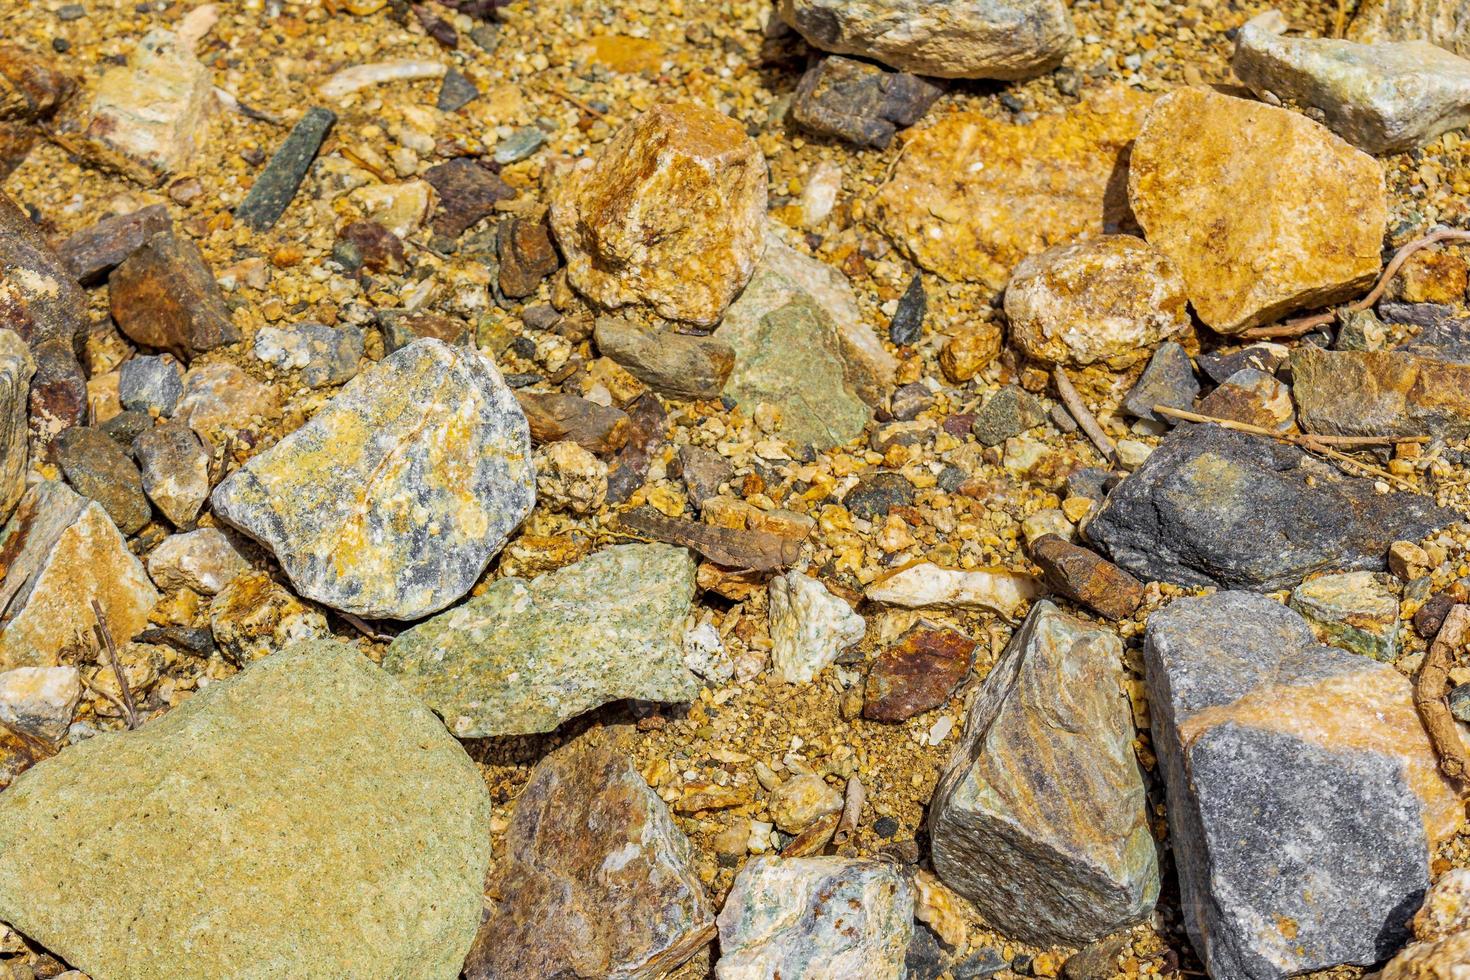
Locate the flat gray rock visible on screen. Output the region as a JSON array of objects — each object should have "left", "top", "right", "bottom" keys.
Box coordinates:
[{"left": 212, "top": 339, "right": 534, "bottom": 620}]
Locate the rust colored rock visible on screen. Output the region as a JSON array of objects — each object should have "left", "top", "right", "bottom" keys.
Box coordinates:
[
  {"left": 338, "top": 220, "right": 404, "bottom": 274},
  {"left": 1128, "top": 88, "right": 1386, "bottom": 335},
  {"left": 109, "top": 228, "right": 239, "bottom": 360},
  {"left": 0, "top": 44, "right": 73, "bottom": 122},
  {"left": 1031, "top": 534, "right": 1144, "bottom": 621},
  {"left": 378, "top": 310, "right": 470, "bottom": 353},
  {"left": 516, "top": 390, "right": 630, "bottom": 454},
  {"left": 1291, "top": 346, "right": 1470, "bottom": 442},
  {"left": 863, "top": 626, "right": 975, "bottom": 722},
  {"left": 464, "top": 740, "right": 715, "bottom": 980},
  {"left": 498, "top": 212, "right": 561, "bottom": 298},
  {"left": 1193, "top": 367, "right": 1295, "bottom": 433},
  {"left": 58, "top": 204, "right": 172, "bottom": 284},
  {"left": 874, "top": 87, "right": 1153, "bottom": 289},
  {"left": 422, "top": 158, "right": 514, "bottom": 238},
  {"left": 0, "top": 123, "right": 35, "bottom": 180},
  {"left": 550, "top": 103, "right": 769, "bottom": 326}
]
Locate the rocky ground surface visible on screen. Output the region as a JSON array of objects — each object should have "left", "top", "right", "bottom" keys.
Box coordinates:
[{"left": 3, "top": 0, "right": 1470, "bottom": 977}]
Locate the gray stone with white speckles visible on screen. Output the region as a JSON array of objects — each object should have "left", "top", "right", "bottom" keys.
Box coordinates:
[{"left": 118, "top": 354, "right": 183, "bottom": 416}]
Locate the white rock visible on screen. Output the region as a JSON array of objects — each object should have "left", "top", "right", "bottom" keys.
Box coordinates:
[
  {"left": 318, "top": 59, "right": 447, "bottom": 100},
  {"left": 800, "top": 161, "right": 842, "bottom": 227},
  {"left": 347, "top": 180, "right": 436, "bottom": 239},
  {"left": 682, "top": 622, "right": 734, "bottom": 684},
  {"left": 146, "top": 528, "right": 250, "bottom": 595},
  {"left": 865, "top": 562, "right": 1039, "bottom": 616},
  {"left": 768, "top": 571, "right": 866, "bottom": 684},
  {"left": 0, "top": 666, "right": 81, "bottom": 742}
]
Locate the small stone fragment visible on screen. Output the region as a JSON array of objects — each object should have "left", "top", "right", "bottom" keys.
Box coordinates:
[
  {"left": 338, "top": 219, "right": 405, "bottom": 274},
  {"left": 677, "top": 446, "right": 734, "bottom": 507},
  {"left": 594, "top": 316, "right": 734, "bottom": 401},
  {"left": 0, "top": 330, "right": 33, "bottom": 521},
  {"left": 146, "top": 527, "right": 249, "bottom": 595},
  {"left": 423, "top": 158, "right": 514, "bottom": 238},
  {"left": 845, "top": 471, "right": 915, "bottom": 520},
  {"left": 972, "top": 386, "right": 1046, "bottom": 446},
  {"left": 790, "top": 56, "right": 943, "bottom": 149},
  {"left": 1193, "top": 367, "right": 1295, "bottom": 432},
  {"left": 534, "top": 440, "right": 607, "bottom": 514},
  {"left": 1390, "top": 539, "right": 1432, "bottom": 581},
  {"left": 889, "top": 273, "right": 927, "bottom": 346},
  {"left": 494, "top": 126, "right": 547, "bottom": 164},
  {"left": 1288, "top": 570, "right": 1400, "bottom": 660},
  {"left": 54, "top": 425, "right": 150, "bottom": 534},
  {"left": 378, "top": 310, "right": 469, "bottom": 352},
  {"left": 0, "top": 666, "right": 79, "bottom": 742},
  {"left": 208, "top": 570, "right": 328, "bottom": 666},
  {"left": 1031, "top": 534, "right": 1144, "bottom": 620},
  {"left": 768, "top": 570, "right": 866, "bottom": 683},
  {"left": 436, "top": 68, "right": 479, "bottom": 112},
  {"left": 866, "top": 562, "right": 1040, "bottom": 615},
  {"left": 1379, "top": 870, "right": 1470, "bottom": 978},
  {"left": 516, "top": 390, "right": 630, "bottom": 454},
  {"left": 605, "top": 391, "right": 665, "bottom": 505},
  {"left": 682, "top": 622, "right": 734, "bottom": 683},
  {"left": 864, "top": 626, "right": 974, "bottom": 721},
  {"left": 57, "top": 204, "right": 170, "bottom": 284},
  {"left": 1121, "top": 342, "right": 1198, "bottom": 423},
  {"left": 498, "top": 212, "right": 561, "bottom": 298},
  {"left": 0, "top": 43, "right": 74, "bottom": 123},
  {"left": 253, "top": 322, "right": 364, "bottom": 388},
  {"left": 768, "top": 773, "right": 844, "bottom": 833},
  {"left": 175, "top": 362, "right": 279, "bottom": 435},
  {"left": 347, "top": 180, "right": 434, "bottom": 238},
  {"left": 118, "top": 354, "right": 184, "bottom": 416},
  {"left": 234, "top": 106, "right": 336, "bottom": 231},
  {"left": 109, "top": 227, "right": 240, "bottom": 360},
  {"left": 939, "top": 322, "right": 1004, "bottom": 381},
  {"left": 1197, "top": 343, "right": 1291, "bottom": 384},
  {"left": 133, "top": 419, "right": 210, "bottom": 527}
]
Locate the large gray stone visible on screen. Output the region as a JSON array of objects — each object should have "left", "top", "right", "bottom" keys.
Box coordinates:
[
  {"left": 930, "top": 600, "right": 1157, "bottom": 946},
  {"left": 1144, "top": 592, "right": 1463, "bottom": 979},
  {"left": 382, "top": 544, "right": 698, "bottom": 736},
  {"left": 0, "top": 640, "right": 491, "bottom": 980},
  {"left": 212, "top": 339, "right": 534, "bottom": 620},
  {"left": 1086, "top": 423, "right": 1456, "bottom": 590}
]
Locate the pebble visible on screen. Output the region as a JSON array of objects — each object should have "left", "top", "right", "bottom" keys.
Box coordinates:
[
  {"left": 939, "top": 322, "right": 1003, "bottom": 382},
  {"left": 109, "top": 227, "right": 240, "bottom": 360},
  {"left": 1379, "top": 870, "right": 1470, "bottom": 977},
  {"left": 767, "top": 773, "right": 844, "bottom": 833},
  {"left": 422, "top": 158, "right": 514, "bottom": 238},
  {"left": 213, "top": 340, "right": 534, "bottom": 620},
  {"left": 1031, "top": 534, "right": 1144, "bottom": 620},
  {"left": 1128, "top": 88, "right": 1386, "bottom": 334},
  {"left": 682, "top": 622, "right": 734, "bottom": 683},
  {"left": 497, "top": 213, "right": 560, "bottom": 298},
  {"left": 888, "top": 273, "right": 926, "bottom": 346},
  {"left": 0, "top": 330, "right": 32, "bottom": 520},
  {"left": 382, "top": 544, "right": 698, "bottom": 736},
  {"left": 234, "top": 107, "right": 336, "bottom": 230},
  {"left": 799, "top": 160, "right": 842, "bottom": 225},
  {"left": 931, "top": 600, "right": 1158, "bottom": 946},
  {"left": 866, "top": 562, "right": 1039, "bottom": 616},
  {"left": 493, "top": 125, "right": 547, "bottom": 164},
  {"left": 516, "top": 390, "right": 630, "bottom": 454},
  {"left": 1193, "top": 367, "right": 1295, "bottom": 432},
  {"left": 1289, "top": 570, "right": 1400, "bottom": 660},
  {"left": 864, "top": 626, "right": 974, "bottom": 722},
  {"left": 1121, "top": 343, "right": 1199, "bottom": 424},
  {"left": 1145, "top": 592, "right": 1461, "bottom": 976},
  {"left": 436, "top": 68, "right": 479, "bottom": 112},
  {"left": 347, "top": 179, "right": 434, "bottom": 239},
  {"left": 1004, "top": 235, "right": 1189, "bottom": 368},
  {"left": 768, "top": 570, "right": 866, "bottom": 684},
  {"left": 1197, "top": 342, "right": 1290, "bottom": 384},
  {"left": 1291, "top": 347, "right": 1470, "bottom": 441},
  {"left": 117, "top": 354, "right": 184, "bottom": 416},
  {"left": 0, "top": 666, "right": 80, "bottom": 742},
  {"left": 378, "top": 309, "right": 468, "bottom": 351},
  {"left": 972, "top": 386, "right": 1046, "bottom": 447},
  {"left": 677, "top": 446, "right": 734, "bottom": 508},
  {"left": 533, "top": 439, "right": 607, "bottom": 514},
  {"left": 594, "top": 316, "right": 734, "bottom": 401},
  {"left": 463, "top": 740, "right": 714, "bottom": 980},
  {"left": 550, "top": 103, "right": 768, "bottom": 326},
  {"left": 0, "top": 641, "right": 491, "bottom": 979},
  {"left": 54, "top": 425, "right": 150, "bottom": 534},
  {"left": 845, "top": 470, "right": 915, "bottom": 520},
  {"left": 208, "top": 570, "right": 328, "bottom": 666},
  {"left": 252, "top": 322, "right": 364, "bottom": 388},
  {"left": 145, "top": 527, "right": 249, "bottom": 595},
  {"left": 133, "top": 418, "right": 211, "bottom": 527},
  {"left": 790, "top": 56, "right": 943, "bottom": 150},
  {"left": 57, "top": 204, "right": 170, "bottom": 284}
]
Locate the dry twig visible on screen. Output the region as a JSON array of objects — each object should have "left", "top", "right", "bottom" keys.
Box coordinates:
[
  {"left": 338, "top": 144, "right": 391, "bottom": 182},
  {"left": 1415, "top": 604, "right": 1470, "bottom": 790},
  {"left": 544, "top": 84, "right": 607, "bottom": 119},
  {"left": 91, "top": 599, "right": 139, "bottom": 730},
  {"left": 340, "top": 611, "right": 396, "bottom": 643},
  {"left": 1052, "top": 366, "right": 1117, "bottom": 465}
]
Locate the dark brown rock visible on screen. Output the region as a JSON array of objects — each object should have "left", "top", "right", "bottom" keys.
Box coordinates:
[
  {"left": 516, "top": 390, "right": 630, "bottom": 454},
  {"left": 133, "top": 418, "right": 210, "bottom": 527},
  {"left": 54, "top": 426, "right": 150, "bottom": 535},
  {"left": 0, "top": 44, "right": 73, "bottom": 122},
  {"left": 463, "top": 740, "right": 715, "bottom": 980},
  {"left": 109, "top": 228, "right": 239, "bottom": 360},
  {"left": 0, "top": 123, "right": 35, "bottom": 180},
  {"left": 607, "top": 391, "right": 666, "bottom": 504},
  {"left": 422, "top": 158, "right": 514, "bottom": 239},
  {"left": 58, "top": 204, "right": 171, "bottom": 284},
  {"left": 1415, "top": 590, "right": 1464, "bottom": 639},
  {"left": 498, "top": 213, "right": 560, "bottom": 298},
  {"left": 378, "top": 310, "right": 470, "bottom": 353},
  {"left": 338, "top": 220, "right": 404, "bottom": 274},
  {"left": 791, "top": 55, "right": 943, "bottom": 149},
  {"left": 1031, "top": 534, "right": 1145, "bottom": 621},
  {"left": 594, "top": 316, "right": 734, "bottom": 401},
  {"left": 864, "top": 626, "right": 975, "bottom": 722}
]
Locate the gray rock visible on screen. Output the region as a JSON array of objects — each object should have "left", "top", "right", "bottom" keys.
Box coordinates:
[
  {"left": 716, "top": 856, "right": 913, "bottom": 980},
  {"left": 382, "top": 544, "right": 698, "bottom": 736},
  {"left": 118, "top": 354, "right": 184, "bottom": 416},
  {"left": 0, "top": 330, "right": 33, "bottom": 521},
  {"left": 890, "top": 381, "right": 934, "bottom": 420},
  {"left": 0, "top": 640, "right": 490, "bottom": 980},
  {"left": 212, "top": 339, "right": 534, "bottom": 620},
  {"left": 1290, "top": 346, "right": 1470, "bottom": 441},
  {"left": 791, "top": 56, "right": 943, "bottom": 149},
  {"left": 1086, "top": 423, "right": 1455, "bottom": 590},
  {"left": 677, "top": 446, "right": 734, "bottom": 508},
  {"left": 494, "top": 126, "right": 547, "bottom": 164},
  {"left": 1144, "top": 592, "right": 1463, "bottom": 978},
  {"left": 252, "top": 321, "right": 365, "bottom": 388},
  {"left": 133, "top": 419, "right": 211, "bottom": 527},
  {"left": 57, "top": 204, "right": 171, "bottom": 285},
  {"left": 845, "top": 471, "right": 915, "bottom": 520},
  {"left": 1122, "top": 342, "right": 1198, "bottom": 423},
  {"left": 0, "top": 666, "right": 80, "bottom": 742},
  {"left": 437, "top": 68, "right": 479, "bottom": 112},
  {"left": 54, "top": 426, "right": 151, "bottom": 535},
  {"left": 233, "top": 107, "right": 336, "bottom": 231},
  {"left": 594, "top": 316, "right": 735, "bottom": 401},
  {"left": 971, "top": 386, "right": 1045, "bottom": 446},
  {"left": 930, "top": 600, "right": 1158, "bottom": 947},
  {"left": 1235, "top": 13, "right": 1470, "bottom": 154}
]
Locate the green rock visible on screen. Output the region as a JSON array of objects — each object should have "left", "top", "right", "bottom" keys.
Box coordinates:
[
  {"left": 383, "top": 544, "right": 699, "bottom": 736},
  {"left": 971, "top": 386, "right": 1046, "bottom": 447},
  {"left": 0, "top": 640, "right": 490, "bottom": 980},
  {"left": 1289, "top": 570, "right": 1401, "bottom": 660}
]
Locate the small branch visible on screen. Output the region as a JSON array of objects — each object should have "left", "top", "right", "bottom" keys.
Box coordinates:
[
  {"left": 1415, "top": 604, "right": 1470, "bottom": 790},
  {"left": 90, "top": 599, "right": 139, "bottom": 730},
  {"left": 1053, "top": 367, "right": 1117, "bottom": 465},
  {"left": 340, "top": 611, "right": 396, "bottom": 643},
  {"left": 338, "top": 145, "right": 391, "bottom": 183},
  {"left": 79, "top": 673, "right": 131, "bottom": 724},
  {"left": 544, "top": 84, "right": 606, "bottom": 119}
]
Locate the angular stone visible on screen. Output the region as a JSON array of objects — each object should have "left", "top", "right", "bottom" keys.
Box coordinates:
[
  {"left": 605, "top": 391, "right": 665, "bottom": 504},
  {"left": 146, "top": 528, "right": 249, "bottom": 595},
  {"left": 54, "top": 426, "right": 150, "bottom": 535},
  {"left": 1031, "top": 534, "right": 1144, "bottom": 621},
  {"left": 1127, "top": 88, "right": 1386, "bottom": 335},
  {"left": 0, "top": 666, "right": 79, "bottom": 742},
  {"left": 0, "top": 481, "right": 158, "bottom": 670},
  {"left": 0, "top": 43, "right": 73, "bottom": 123},
  {"left": 463, "top": 740, "right": 715, "bottom": 980},
  {"left": 234, "top": 107, "right": 336, "bottom": 231},
  {"left": 874, "top": 87, "right": 1152, "bottom": 288},
  {"left": 378, "top": 310, "right": 469, "bottom": 352},
  {"left": 253, "top": 322, "right": 364, "bottom": 388},
  {"left": 1005, "top": 235, "right": 1189, "bottom": 369},
  {"left": 133, "top": 419, "right": 210, "bottom": 527},
  {"left": 678, "top": 446, "right": 734, "bottom": 508},
  {"left": 790, "top": 56, "right": 943, "bottom": 149},
  {"left": 550, "top": 103, "right": 768, "bottom": 326},
  {"left": 972, "top": 386, "right": 1046, "bottom": 446},
  {"left": 338, "top": 219, "right": 406, "bottom": 274},
  {"left": 384, "top": 544, "right": 697, "bottom": 735},
  {"left": 1289, "top": 570, "right": 1400, "bottom": 660},
  {"left": 1397, "top": 247, "right": 1470, "bottom": 303},
  {"left": 0, "top": 330, "right": 33, "bottom": 521},
  {"left": 495, "top": 126, "right": 547, "bottom": 165},
  {"left": 864, "top": 626, "right": 974, "bottom": 722},
  {"left": 534, "top": 440, "right": 607, "bottom": 515},
  {"left": 716, "top": 856, "right": 912, "bottom": 980},
  {"left": 1197, "top": 342, "right": 1291, "bottom": 384},
  {"left": 1193, "top": 367, "right": 1295, "bottom": 433},
  {"left": 1291, "top": 346, "right": 1470, "bottom": 441},
  {"left": 516, "top": 390, "right": 630, "bottom": 454},
  {"left": 497, "top": 212, "right": 560, "bottom": 298},
  {"left": 1350, "top": 0, "right": 1470, "bottom": 59},
  {"left": 1235, "top": 14, "right": 1470, "bottom": 154},
  {"left": 1122, "top": 342, "right": 1198, "bottom": 423},
  {"left": 436, "top": 68, "right": 479, "bottom": 112},
  {"left": 779, "top": 0, "right": 1074, "bottom": 79},
  {"left": 175, "top": 363, "right": 279, "bottom": 435},
  {"left": 0, "top": 640, "right": 491, "bottom": 979},
  {"left": 117, "top": 353, "right": 184, "bottom": 416},
  {"left": 768, "top": 773, "right": 844, "bottom": 833},
  {"left": 213, "top": 339, "right": 534, "bottom": 620},
  {"left": 109, "top": 228, "right": 239, "bottom": 360},
  {"left": 1379, "top": 869, "right": 1470, "bottom": 978},
  {"left": 57, "top": 204, "right": 170, "bottom": 284},
  {"left": 931, "top": 600, "right": 1158, "bottom": 946},
  {"left": 422, "top": 157, "right": 514, "bottom": 238},
  {"left": 768, "top": 570, "right": 866, "bottom": 684},
  {"left": 845, "top": 470, "right": 915, "bottom": 520},
  {"left": 208, "top": 570, "right": 328, "bottom": 666},
  {"left": 1087, "top": 423, "right": 1454, "bottom": 590},
  {"left": 594, "top": 316, "right": 734, "bottom": 401},
  {"left": 889, "top": 273, "right": 927, "bottom": 346},
  {"left": 1144, "top": 592, "right": 1461, "bottom": 977}
]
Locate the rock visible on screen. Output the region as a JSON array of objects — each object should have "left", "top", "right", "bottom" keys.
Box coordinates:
[
  {"left": 890, "top": 381, "right": 934, "bottom": 421},
  {"left": 1289, "top": 570, "right": 1400, "bottom": 660},
  {"left": 864, "top": 626, "right": 974, "bottom": 721},
  {"left": 1062, "top": 934, "right": 1133, "bottom": 980},
  {"left": 682, "top": 622, "right": 734, "bottom": 683},
  {"left": 109, "top": 227, "right": 239, "bottom": 360},
  {"left": 422, "top": 158, "right": 514, "bottom": 238},
  {"left": 57, "top": 204, "right": 170, "bottom": 284},
  {"left": 790, "top": 56, "right": 943, "bottom": 149},
  {"left": 233, "top": 107, "right": 336, "bottom": 230},
  {"left": 1004, "top": 235, "right": 1189, "bottom": 368},
  {"left": 1197, "top": 343, "right": 1291, "bottom": 384},
  {"left": 889, "top": 273, "right": 927, "bottom": 346},
  {"left": 971, "top": 386, "right": 1046, "bottom": 446},
  {"left": 1235, "top": 13, "right": 1470, "bottom": 154},
  {"left": 436, "top": 68, "right": 479, "bottom": 112},
  {"left": 0, "top": 666, "right": 79, "bottom": 742},
  {"left": 0, "top": 481, "right": 159, "bottom": 670},
  {"left": 550, "top": 103, "right": 768, "bottom": 326},
  {"left": 175, "top": 363, "right": 280, "bottom": 435},
  {"left": 1122, "top": 342, "right": 1198, "bottom": 424},
  {"left": 1290, "top": 347, "right": 1470, "bottom": 441},
  {"left": 779, "top": 0, "right": 1074, "bottom": 79},
  {"left": 0, "top": 43, "right": 73, "bottom": 123},
  {"left": 1031, "top": 535, "right": 1144, "bottom": 620},
  {"left": 768, "top": 773, "right": 844, "bottom": 833},
  {"left": 1391, "top": 539, "right": 1433, "bottom": 580},
  {"left": 208, "top": 570, "right": 328, "bottom": 666},
  {"left": 939, "top": 322, "right": 1004, "bottom": 382},
  {"left": 866, "top": 562, "right": 1039, "bottom": 615},
  {"left": 133, "top": 419, "right": 210, "bottom": 527},
  {"left": 338, "top": 219, "right": 406, "bottom": 274},
  {"left": 1350, "top": 0, "right": 1470, "bottom": 59},
  {"left": 347, "top": 180, "right": 435, "bottom": 239},
  {"left": 594, "top": 316, "right": 735, "bottom": 400},
  {"left": 516, "top": 390, "right": 630, "bottom": 454},
  {"left": 874, "top": 87, "right": 1152, "bottom": 288},
  {"left": 1114, "top": 439, "right": 1153, "bottom": 470},
  {"left": 799, "top": 159, "right": 843, "bottom": 226},
  {"left": 0, "top": 640, "right": 490, "bottom": 979},
  {"left": 768, "top": 570, "right": 866, "bottom": 683},
  {"left": 498, "top": 213, "right": 561, "bottom": 298},
  {"left": 146, "top": 528, "right": 249, "bottom": 595},
  {"left": 1086, "top": 423, "right": 1454, "bottom": 590},
  {"left": 378, "top": 310, "right": 469, "bottom": 352},
  {"left": 845, "top": 471, "right": 915, "bottom": 520},
  {"left": 98, "top": 409, "right": 152, "bottom": 448},
  {"left": 605, "top": 392, "right": 665, "bottom": 504},
  {"left": 0, "top": 331, "right": 32, "bottom": 521},
  {"left": 716, "top": 856, "right": 912, "bottom": 980},
  {"left": 54, "top": 426, "right": 150, "bottom": 534},
  {"left": 1193, "top": 367, "right": 1295, "bottom": 432},
  {"left": 383, "top": 544, "right": 698, "bottom": 736},
  {"left": 1127, "top": 88, "right": 1386, "bottom": 335},
  {"left": 252, "top": 322, "right": 364, "bottom": 388},
  {"left": 463, "top": 740, "right": 715, "bottom": 980},
  {"left": 494, "top": 126, "right": 547, "bottom": 164},
  {"left": 213, "top": 339, "right": 534, "bottom": 620},
  {"left": 117, "top": 354, "right": 183, "bottom": 416},
  {"left": 1337, "top": 307, "right": 1390, "bottom": 351},
  {"left": 930, "top": 600, "right": 1158, "bottom": 946},
  {"left": 1379, "top": 870, "right": 1470, "bottom": 978},
  {"left": 1144, "top": 591, "right": 1462, "bottom": 977},
  {"left": 1397, "top": 248, "right": 1470, "bottom": 304},
  {"left": 677, "top": 446, "right": 734, "bottom": 507},
  {"left": 533, "top": 439, "right": 607, "bottom": 514}
]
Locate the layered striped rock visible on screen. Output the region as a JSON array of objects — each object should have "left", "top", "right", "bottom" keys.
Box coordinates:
[
  {"left": 930, "top": 600, "right": 1158, "bottom": 946},
  {"left": 1145, "top": 592, "right": 1463, "bottom": 978},
  {"left": 0, "top": 330, "right": 33, "bottom": 521}
]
